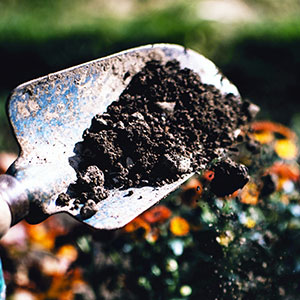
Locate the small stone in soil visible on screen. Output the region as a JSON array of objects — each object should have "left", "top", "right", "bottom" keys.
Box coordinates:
[
  {"left": 161, "top": 154, "right": 192, "bottom": 175},
  {"left": 80, "top": 199, "right": 98, "bottom": 219},
  {"left": 78, "top": 165, "right": 105, "bottom": 187},
  {"left": 56, "top": 193, "right": 71, "bottom": 206}
]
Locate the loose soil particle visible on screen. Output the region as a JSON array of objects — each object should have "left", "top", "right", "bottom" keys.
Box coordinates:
[{"left": 57, "top": 59, "right": 254, "bottom": 217}]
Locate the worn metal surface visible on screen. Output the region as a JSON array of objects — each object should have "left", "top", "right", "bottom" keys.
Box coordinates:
[{"left": 6, "top": 43, "right": 239, "bottom": 229}]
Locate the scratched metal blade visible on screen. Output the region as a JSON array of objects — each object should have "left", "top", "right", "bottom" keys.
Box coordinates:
[{"left": 6, "top": 43, "right": 239, "bottom": 229}]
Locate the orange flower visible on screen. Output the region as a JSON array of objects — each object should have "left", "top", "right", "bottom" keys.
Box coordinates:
[
  {"left": 239, "top": 182, "right": 259, "bottom": 205},
  {"left": 123, "top": 216, "right": 151, "bottom": 235},
  {"left": 267, "top": 162, "right": 300, "bottom": 182},
  {"left": 44, "top": 268, "right": 84, "bottom": 300},
  {"left": 26, "top": 223, "right": 55, "bottom": 250},
  {"left": 142, "top": 205, "right": 172, "bottom": 224},
  {"left": 181, "top": 178, "right": 203, "bottom": 207},
  {"left": 25, "top": 215, "right": 70, "bottom": 251},
  {"left": 251, "top": 121, "right": 297, "bottom": 141},
  {"left": 57, "top": 244, "right": 78, "bottom": 263},
  {"left": 170, "top": 216, "right": 190, "bottom": 236}
]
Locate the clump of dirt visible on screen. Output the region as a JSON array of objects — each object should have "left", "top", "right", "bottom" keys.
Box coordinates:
[
  {"left": 209, "top": 158, "right": 249, "bottom": 197},
  {"left": 57, "top": 59, "right": 256, "bottom": 217}
]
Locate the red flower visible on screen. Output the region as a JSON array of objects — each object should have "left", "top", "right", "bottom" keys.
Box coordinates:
[
  {"left": 203, "top": 170, "right": 215, "bottom": 182},
  {"left": 267, "top": 162, "right": 300, "bottom": 182},
  {"left": 181, "top": 178, "right": 203, "bottom": 207},
  {"left": 142, "top": 205, "right": 172, "bottom": 224}
]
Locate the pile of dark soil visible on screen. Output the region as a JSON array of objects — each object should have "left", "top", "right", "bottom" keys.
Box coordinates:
[{"left": 57, "top": 59, "right": 254, "bottom": 217}]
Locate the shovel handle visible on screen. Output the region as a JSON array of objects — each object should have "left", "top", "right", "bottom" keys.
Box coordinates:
[{"left": 0, "top": 175, "right": 29, "bottom": 238}]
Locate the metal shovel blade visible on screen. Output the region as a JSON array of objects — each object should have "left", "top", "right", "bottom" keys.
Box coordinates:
[{"left": 6, "top": 44, "right": 239, "bottom": 230}]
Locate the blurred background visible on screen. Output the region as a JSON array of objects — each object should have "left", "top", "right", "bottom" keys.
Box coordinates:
[
  {"left": 1, "top": 0, "right": 300, "bottom": 152},
  {"left": 2, "top": 1, "right": 300, "bottom": 299}
]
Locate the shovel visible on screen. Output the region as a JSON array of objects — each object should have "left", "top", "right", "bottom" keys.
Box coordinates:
[{"left": 0, "top": 43, "right": 239, "bottom": 237}]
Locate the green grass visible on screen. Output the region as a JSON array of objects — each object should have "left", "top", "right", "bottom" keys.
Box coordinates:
[{"left": 2, "top": 0, "right": 300, "bottom": 150}]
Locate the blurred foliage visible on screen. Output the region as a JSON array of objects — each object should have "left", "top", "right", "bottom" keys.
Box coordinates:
[
  {"left": 215, "top": 19, "right": 300, "bottom": 125},
  {"left": 245, "top": 0, "right": 300, "bottom": 18},
  {"left": 0, "top": 1, "right": 217, "bottom": 92}
]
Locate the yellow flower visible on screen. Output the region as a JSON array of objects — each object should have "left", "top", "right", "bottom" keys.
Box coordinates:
[
  {"left": 170, "top": 216, "right": 190, "bottom": 236},
  {"left": 274, "top": 139, "right": 298, "bottom": 160},
  {"left": 253, "top": 131, "right": 274, "bottom": 144},
  {"left": 216, "top": 231, "right": 234, "bottom": 247},
  {"left": 245, "top": 218, "right": 256, "bottom": 229}
]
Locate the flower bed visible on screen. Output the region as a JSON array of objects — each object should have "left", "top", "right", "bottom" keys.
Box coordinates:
[{"left": 1, "top": 120, "right": 300, "bottom": 299}]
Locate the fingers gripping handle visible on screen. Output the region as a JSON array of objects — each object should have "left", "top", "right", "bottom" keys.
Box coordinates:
[{"left": 0, "top": 175, "right": 29, "bottom": 237}]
